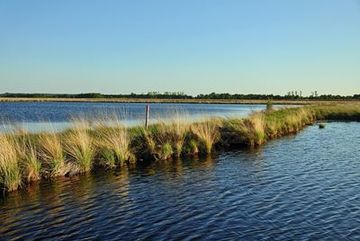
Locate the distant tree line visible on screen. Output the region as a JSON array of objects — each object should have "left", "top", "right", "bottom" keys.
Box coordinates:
[
  {"left": 1, "top": 92, "right": 359, "bottom": 100},
  {"left": 196, "top": 92, "right": 360, "bottom": 100}
]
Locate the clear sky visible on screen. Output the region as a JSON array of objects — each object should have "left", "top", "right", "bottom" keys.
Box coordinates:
[{"left": 1, "top": 0, "right": 359, "bottom": 96}]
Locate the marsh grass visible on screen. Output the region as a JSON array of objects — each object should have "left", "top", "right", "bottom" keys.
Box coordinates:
[
  {"left": 221, "top": 114, "right": 265, "bottom": 147},
  {"left": 167, "top": 116, "right": 189, "bottom": 157},
  {"left": 191, "top": 119, "right": 221, "bottom": 153},
  {"left": 95, "top": 121, "right": 134, "bottom": 167},
  {"left": 140, "top": 113, "right": 190, "bottom": 160},
  {"left": 38, "top": 131, "right": 68, "bottom": 177},
  {"left": 1, "top": 103, "right": 360, "bottom": 192},
  {"left": 141, "top": 124, "right": 174, "bottom": 160},
  {"left": 64, "top": 120, "right": 95, "bottom": 173},
  {"left": 0, "top": 135, "right": 22, "bottom": 191},
  {"left": 249, "top": 114, "right": 266, "bottom": 145},
  {"left": 311, "top": 104, "right": 360, "bottom": 121},
  {"left": 183, "top": 139, "right": 199, "bottom": 156},
  {"left": 263, "top": 107, "right": 314, "bottom": 137},
  {"left": 17, "top": 138, "right": 41, "bottom": 183}
]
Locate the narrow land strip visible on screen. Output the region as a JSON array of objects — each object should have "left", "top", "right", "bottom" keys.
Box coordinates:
[{"left": 0, "top": 103, "right": 359, "bottom": 193}]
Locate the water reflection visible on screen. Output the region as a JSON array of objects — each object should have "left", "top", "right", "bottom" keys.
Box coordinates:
[
  {"left": 137, "top": 155, "right": 216, "bottom": 179},
  {"left": 1, "top": 123, "right": 360, "bottom": 240}
]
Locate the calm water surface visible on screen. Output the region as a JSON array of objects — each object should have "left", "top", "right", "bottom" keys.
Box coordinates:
[
  {"left": 1, "top": 122, "right": 360, "bottom": 240},
  {"left": 0, "top": 102, "right": 274, "bottom": 133}
]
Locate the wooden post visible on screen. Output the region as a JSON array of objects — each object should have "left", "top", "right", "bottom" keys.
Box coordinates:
[{"left": 145, "top": 104, "right": 150, "bottom": 128}]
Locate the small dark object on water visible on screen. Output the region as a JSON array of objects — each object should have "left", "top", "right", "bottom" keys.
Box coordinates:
[{"left": 319, "top": 123, "right": 325, "bottom": 129}]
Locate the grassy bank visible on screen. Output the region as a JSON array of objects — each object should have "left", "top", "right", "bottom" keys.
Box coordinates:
[{"left": 1, "top": 104, "right": 360, "bottom": 192}]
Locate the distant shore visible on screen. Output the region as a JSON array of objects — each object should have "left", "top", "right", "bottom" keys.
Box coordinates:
[{"left": 1, "top": 97, "right": 359, "bottom": 105}]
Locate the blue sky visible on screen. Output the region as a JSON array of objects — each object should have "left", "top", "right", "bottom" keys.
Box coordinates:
[{"left": 0, "top": 0, "right": 359, "bottom": 96}]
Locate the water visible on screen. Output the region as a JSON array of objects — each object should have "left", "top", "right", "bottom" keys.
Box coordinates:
[
  {"left": 1, "top": 122, "right": 359, "bottom": 240},
  {"left": 0, "top": 102, "right": 272, "bottom": 133}
]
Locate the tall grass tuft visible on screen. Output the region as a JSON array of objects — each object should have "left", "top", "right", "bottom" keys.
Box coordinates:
[
  {"left": 167, "top": 117, "right": 189, "bottom": 157},
  {"left": 150, "top": 116, "right": 190, "bottom": 158},
  {"left": 191, "top": 119, "right": 221, "bottom": 154},
  {"left": 17, "top": 137, "right": 41, "bottom": 183},
  {"left": 249, "top": 113, "right": 266, "bottom": 145},
  {"left": 64, "top": 121, "right": 95, "bottom": 173},
  {"left": 38, "top": 131, "right": 67, "bottom": 177},
  {"left": 223, "top": 114, "right": 266, "bottom": 147},
  {"left": 183, "top": 139, "right": 199, "bottom": 156},
  {"left": 0, "top": 135, "right": 22, "bottom": 192},
  {"left": 138, "top": 112, "right": 190, "bottom": 160},
  {"left": 142, "top": 125, "right": 174, "bottom": 160},
  {"left": 96, "top": 124, "right": 134, "bottom": 167}
]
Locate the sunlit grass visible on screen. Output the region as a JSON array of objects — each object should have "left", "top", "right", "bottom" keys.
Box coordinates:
[
  {"left": 191, "top": 119, "right": 221, "bottom": 154},
  {"left": 38, "top": 131, "right": 68, "bottom": 177},
  {"left": 95, "top": 120, "right": 134, "bottom": 167},
  {"left": 17, "top": 138, "right": 41, "bottom": 183},
  {"left": 1, "top": 103, "right": 360, "bottom": 192},
  {"left": 221, "top": 115, "right": 265, "bottom": 147},
  {"left": 141, "top": 124, "right": 174, "bottom": 160},
  {"left": 167, "top": 115, "right": 189, "bottom": 157},
  {"left": 0, "top": 135, "right": 22, "bottom": 192},
  {"left": 64, "top": 120, "right": 95, "bottom": 173}
]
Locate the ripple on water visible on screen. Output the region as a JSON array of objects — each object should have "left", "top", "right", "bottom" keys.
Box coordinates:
[{"left": 1, "top": 122, "right": 360, "bottom": 240}]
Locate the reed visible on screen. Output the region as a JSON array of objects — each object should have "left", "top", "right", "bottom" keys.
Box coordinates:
[{"left": 0, "top": 135, "right": 22, "bottom": 191}]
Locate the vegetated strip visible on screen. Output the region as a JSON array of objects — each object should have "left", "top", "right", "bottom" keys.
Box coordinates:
[
  {"left": 1, "top": 97, "right": 360, "bottom": 105},
  {"left": 0, "top": 104, "right": 359, "bottom": 192}
]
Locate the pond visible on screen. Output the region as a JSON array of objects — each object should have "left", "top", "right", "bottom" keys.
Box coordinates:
[
  {"left": 0, "top": 102, "right": 274, "bottom": 133},
  {"left": 1, "top": 122, "right": 359, "bottom": 240}
]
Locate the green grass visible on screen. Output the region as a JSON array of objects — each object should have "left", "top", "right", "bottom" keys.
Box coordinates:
[
  {"left": 1, "top": 103, "right": 360, "bottom": 192},
  {"left": 95, "top": 126, "right": 134, "bottom": 167},
  {"left": 311, "top": 104, "right": 360, "bottom": 121},
  {"left": 64, "top": 121, "right": 95, "bottom": 173}
]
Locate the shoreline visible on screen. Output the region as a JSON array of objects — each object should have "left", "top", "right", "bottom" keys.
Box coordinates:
[
  {"left": 1, "top": 97, "right": 360, "bottom": 105},
  {"left": 0, "top": 103, "right": 359, "bottom": 193}
]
